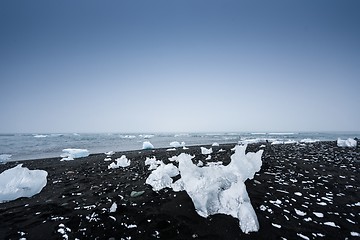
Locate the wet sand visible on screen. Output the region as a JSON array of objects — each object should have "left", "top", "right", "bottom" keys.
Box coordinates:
[{"left": 0, "top": 141, "right": 359, "bottom": 239}]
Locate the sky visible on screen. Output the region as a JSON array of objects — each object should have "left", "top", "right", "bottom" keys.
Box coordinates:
[{"left": 0, "top": 0, "right": 359, "bottom": 133}]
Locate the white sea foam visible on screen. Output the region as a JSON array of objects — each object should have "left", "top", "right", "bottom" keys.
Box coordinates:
[{"left": 0, "top": 154, "right": 12, "bottom": 163}]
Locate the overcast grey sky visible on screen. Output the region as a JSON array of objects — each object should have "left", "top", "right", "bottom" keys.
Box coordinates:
[{"left": 0, "top": 0, "right": 359, "bottom": 133}]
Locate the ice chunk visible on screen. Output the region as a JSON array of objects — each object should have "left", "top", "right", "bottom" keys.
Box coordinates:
[
  {"left": 110, "top": 202, "right": 117, "bottom": 213},
  {"left": 0, "top": 164, "right": 48, "bottom": 203},
  {"left": 60, "top": 149, "right": 89, "bottom": 161},
  {"left": 176, "top": 145, "right": 263, "bottom": 233},
  {"left": 300, "top": 138, "right": 319, "bottom": 143},
  {"left": 145, "top": 162, "right": 179, "bottom": 191},
  {"left": 212, "top": 142, "right": 219, "bottom": 147},
  {"left": 201, "top": 147, "right": 213, "bottom": 155},
  {"left": 170, "top": 141, "right": 182, "bottom": 148},
  {"left": 33, "top": 134, "right": 47, "bottom": 138},
  {"left": 108, "top": 155, "right": 130, "bottom": 169},
  {"left": 142, "top": 141, "right": 154, "bottom": 150},
  {"left": 145, "top": 156, "right": 161, "bottom": 170},
  {"left": 105, "top": 151, "right": 115, "bottom": 156},
  {"left": 337, "top": 138, "right": 357, "bottom": 147},
  {"left": 313, "top": 212, "right": 323, "bottom": 218}
]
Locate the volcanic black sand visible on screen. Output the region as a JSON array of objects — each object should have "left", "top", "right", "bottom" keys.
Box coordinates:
[{"left": 0, "top": 141, "right": 359, "bottom": 240}]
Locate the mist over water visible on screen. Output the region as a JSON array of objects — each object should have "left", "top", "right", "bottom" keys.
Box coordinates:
[{"left": 0, "top": 132, "right": 358, "bottom": 161}]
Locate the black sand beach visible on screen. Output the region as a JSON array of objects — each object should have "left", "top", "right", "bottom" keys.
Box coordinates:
[{"left": 0, "top": 141, "right": 359, "bottom": 240}]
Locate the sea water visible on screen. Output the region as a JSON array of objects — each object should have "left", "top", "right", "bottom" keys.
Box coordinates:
[{"left": 0, "top": 132, "right": 358, "bottom": 161}]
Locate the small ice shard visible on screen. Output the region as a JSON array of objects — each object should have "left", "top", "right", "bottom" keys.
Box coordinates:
[
  {"left": 212, "top": 142, "right": 219, "bottom": 147},
  {"left": 272, "top": 223, "right": 281, "bottom": 228},
  {"left": 0, "top": 164, "right": 48, "bottom": 203},
  {"left": 297, "top": 233, "right": 310, "bottom": 240},
  {"left": 142, "top": 141, "right": 154, "bottom": 150},
  {"left": 130, "top": 191, "right": 145, "bottom": 197},
  {"left": 108, "top": 155, "right": 130, "bottom": 169},
  {"left": 323, "top": 222, "right": 340, "bottom": 228},
  {"left": 110, "top": 202, "right": 117, "bottom": 213},
  {"left": 205, "top": 155, "right": 211, "bottom": 160},
  {"left": 201, "top": 147, "right": 212, "bottom": 155},
  {"left": 313, "top": 212, "right": 324, "bottom": 218},
  {"left": 60, "top": 149, "right": 89, "bottom": 161},
  {"left": 295, "top": 209, "right": 306, "bottom": 216}
]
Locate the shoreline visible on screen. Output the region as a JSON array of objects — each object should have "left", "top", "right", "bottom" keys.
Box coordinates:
[{"left": 0, "top": 141, "right": 359, "bottom": 239}]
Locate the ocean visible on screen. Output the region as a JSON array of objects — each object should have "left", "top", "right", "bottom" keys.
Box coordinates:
[{"left": 0, "top": 132, "right": 359, "bottom": 162}]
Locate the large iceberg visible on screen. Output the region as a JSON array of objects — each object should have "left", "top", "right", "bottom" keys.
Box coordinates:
[
  {"left": 60, "top": 149, "right": 89, "bottom": 161},
  {"left": 337, "top": 138, "right": 357, "bottom": 147},
  {"left": 175, "top": 145, "right": 263, "bottom": 233},
  {"left": 0, "top": 164, "right": 48, "bottom": 203}
]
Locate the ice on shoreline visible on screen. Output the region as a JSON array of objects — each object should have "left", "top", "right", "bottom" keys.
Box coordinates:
[
  {"left": 142, "top": 141, "right": 154, "bottom": 150},
  {"left": 146, "top": 145, "right": 263, "bottom": 233},
  {"left": 145, "top": 162, "right": 179, "bottom": 191},
  {"left": 201, "top": 147, "right": 212, "bottom": 155},
  {"left": 337, "top": 138, "right": 357, "bottom": 147},
  {"left": 170, "top": 141, "right": 186, "bottom": 148},
  {"left": 176, "top": 145, "right": 263, "bottom": 233},
  {"left": 108, "top": 155, "right": 130, "bottom": 169},
  {"left": 0, "top": 164, "right": 48, "bottom": 203},
  {"left": 60, "top": 149, "right": 89, "bottom": 161}
]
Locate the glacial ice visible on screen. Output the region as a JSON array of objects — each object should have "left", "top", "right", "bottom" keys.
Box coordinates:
[
  {"left": 108, "top": 155, "right": 130, "bottom": 169},
  {"left": 337, "top": 138, "right": 357, "bottom": 147},
  {"left": 201, "top": 147, "right": 213, "bottom": 155},
  {"left": 170, "top": 141, "right": 182, "bottom": 148},
  {"left": 175, "top": 145, "right": 263, "bottom": 233},
  {"left": 60, "top": 149, "right": 89, "bottom": 161},
  {"left": 0, "top": 164, "right": 48, "bottom": 203},
  {"left": 145, "top": 156, "right": 161, "bottom": 170},
  {"left": 145, "top": 162, "right": 179, "bottom": 191},
  {"left": 142, "top": 141, "right": 154, "bottom": 150}
]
